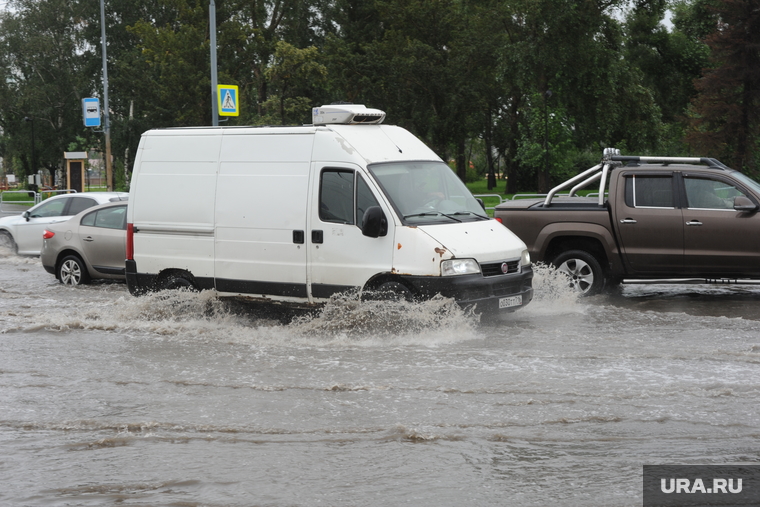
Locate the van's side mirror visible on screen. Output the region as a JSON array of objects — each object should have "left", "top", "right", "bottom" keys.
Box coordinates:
[
  {"left": 23, "top": 211, "right": 30, "bottom": 222},
  {"left": 361, "top": 206, "right": 387, "bottom": 238},
  {"left": 476, "top": 198, "right": 486, "bottom": 211},
  {"left": 734, "top": 196, "right": 758, "bottom": 212}
]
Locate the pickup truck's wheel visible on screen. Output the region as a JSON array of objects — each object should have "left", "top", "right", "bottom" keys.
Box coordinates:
[{"left": 552, "top": 250, "right": 604, "bottom": 296}]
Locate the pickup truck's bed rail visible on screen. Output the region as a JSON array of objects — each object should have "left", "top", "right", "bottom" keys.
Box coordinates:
[{"left": 542, "top": 151, "right": 730, "bottom": 207}]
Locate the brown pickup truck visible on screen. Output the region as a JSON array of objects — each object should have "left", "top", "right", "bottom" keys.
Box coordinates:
[{"left": 494, "top": 149, "right": 760, "bottom": 294}]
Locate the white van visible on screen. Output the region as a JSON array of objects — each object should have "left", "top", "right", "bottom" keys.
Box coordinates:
[{"left": 126, "top": 105, "right": 533, "bottom": 315}]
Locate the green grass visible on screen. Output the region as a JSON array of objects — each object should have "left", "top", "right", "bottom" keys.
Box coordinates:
[{"left": 0, "top": 190, "right": 36, "bottom": 204}]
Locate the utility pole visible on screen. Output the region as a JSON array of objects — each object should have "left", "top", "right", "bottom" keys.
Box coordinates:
[
  {"left": 210, "top": 0, "right": 219, "bottom": 126},
  {"left": 100, "top": 0, "right": 113, "bottom": 191},
  {"left": 24, "top": 117, "right": 37, "bottom": 190}
]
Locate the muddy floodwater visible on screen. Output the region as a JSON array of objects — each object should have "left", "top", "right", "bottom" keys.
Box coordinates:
[{"left": 1, "top": 251, "right": 759, "bottom": 506}]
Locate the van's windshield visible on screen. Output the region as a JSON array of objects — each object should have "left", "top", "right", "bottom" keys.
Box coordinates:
[{"left": 368, "top": 161, "right": 488, "bottom": 224}]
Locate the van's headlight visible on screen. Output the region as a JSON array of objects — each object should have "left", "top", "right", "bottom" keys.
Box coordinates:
[
  {"left": 441, "top": 258, "right": 481, "bottom": 276},
  {"left": 521, "top": 249, "right": 531, "bottom": 267}
]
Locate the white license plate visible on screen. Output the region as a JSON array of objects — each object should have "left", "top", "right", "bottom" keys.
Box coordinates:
[{"left": 499, "top": 295, "right": 522, "bottom": 309}]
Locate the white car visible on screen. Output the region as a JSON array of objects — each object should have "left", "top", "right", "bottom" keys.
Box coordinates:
[{"left": 0, "top": 192, "right": 128, "bottom": 255}]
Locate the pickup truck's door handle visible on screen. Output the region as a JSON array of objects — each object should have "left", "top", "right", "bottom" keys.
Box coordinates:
[
  {"left": 619, "top": 219, "right": 637, "bottom": 224},
  {"left": 686, "top": 220, "right": 703, "bottom": 226}
]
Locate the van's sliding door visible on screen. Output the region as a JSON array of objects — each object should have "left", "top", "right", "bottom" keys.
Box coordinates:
[{"left": 214, "top": 132, "right": 312, "bottom": 301}]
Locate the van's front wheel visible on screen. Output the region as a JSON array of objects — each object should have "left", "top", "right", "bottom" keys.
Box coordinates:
[
  {"left": 364, "top": 281, "right": 414, "bottom": 302},
  {"left": 551, "top": 250, "right": 605, "bottom": 296}
]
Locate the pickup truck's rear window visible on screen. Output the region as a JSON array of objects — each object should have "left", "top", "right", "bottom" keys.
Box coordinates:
[{"left": 625, "top": 176, "right": 674, "bottom": 208}]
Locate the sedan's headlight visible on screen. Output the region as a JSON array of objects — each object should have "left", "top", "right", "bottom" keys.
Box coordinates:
[
  {"left": 441, "top": 258, "right": 481, "bottom": 276},
  {"left": 520, "top": 249, "right": 531, "bottom": 267}
]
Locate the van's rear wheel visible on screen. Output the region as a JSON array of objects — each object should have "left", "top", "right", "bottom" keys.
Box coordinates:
[
  {"left": 552, "top": 250, "right": 604, "bottom": 296},
  {"left": 159, "top": 273, "right": 196, "bottom": 291}
]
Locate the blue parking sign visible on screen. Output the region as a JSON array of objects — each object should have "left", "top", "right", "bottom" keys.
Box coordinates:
[{"left": 83, "top": 98, "right": 101, "bottom": 127}]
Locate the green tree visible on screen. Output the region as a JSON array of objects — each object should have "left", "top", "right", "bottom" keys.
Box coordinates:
[
  {"left": 0, "top": 0, "right": 96, "bottom": 184},
  {"left": 686, "top": 0, "right": 760, "bottom": 173}
]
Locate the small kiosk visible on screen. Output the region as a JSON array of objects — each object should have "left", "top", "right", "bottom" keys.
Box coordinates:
[{"left": 64, "top": 151, "right": 87, "bottom": 192}]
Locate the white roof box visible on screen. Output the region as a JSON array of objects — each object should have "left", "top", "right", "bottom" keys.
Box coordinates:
[{"left": 312, "top": 104, "right": 386, "bottom": 125}]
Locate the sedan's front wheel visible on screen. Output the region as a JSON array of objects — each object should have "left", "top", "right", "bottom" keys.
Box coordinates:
[{"left": 58, "top": 255, "right": 91, "bottom": 286}]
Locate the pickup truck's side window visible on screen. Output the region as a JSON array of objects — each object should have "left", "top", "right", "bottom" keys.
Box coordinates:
[
  {"left": 684, "top": 177, "right": 746, "bottom": 210},
  {"left": 625, "top": 176, "right": 674, "bottom": 208}
]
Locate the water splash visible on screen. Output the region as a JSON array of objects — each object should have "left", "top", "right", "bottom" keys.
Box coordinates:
[
  {"left": 5, "top": 286, "right": 482, "bottom": 347},
  {"left": 528, "top": 262, "right": 582, "bottom": 309}
]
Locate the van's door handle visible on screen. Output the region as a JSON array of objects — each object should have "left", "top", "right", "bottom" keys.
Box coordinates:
[
  {"left": 619, "top": 219, "right": 637, "bottom": 224},
  {"left": 293, "top": 230, "right": 304, "bottom": 244},
  {"left": 83, "top": 236, "right": 94, "bottom": 242},
  {"left": 686, "top": 220, "right": 703, "bottom": 226},
  {"left": 311, "top": 230, "right": 323, "bottom": 244}
]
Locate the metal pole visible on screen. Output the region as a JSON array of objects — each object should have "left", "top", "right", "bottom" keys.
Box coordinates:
[
  {"left": 100, "top": 0, "right": 113, "bottom": 191},
  {"left": 544, "top": 89, "right": 552, "bottom": 190},
  {"left": 24, "top": 117, "right": 36, "bottom": 188},
  {"left": 210, "top": 0, "right": 218, "bottom": 126}
]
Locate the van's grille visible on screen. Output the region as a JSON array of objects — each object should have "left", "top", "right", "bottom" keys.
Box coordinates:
[{"left": 481, "top": 260, "right": 520, "bottom": 277}]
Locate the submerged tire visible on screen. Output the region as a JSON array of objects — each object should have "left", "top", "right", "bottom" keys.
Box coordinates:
[
  {"left": 0, "top": 231, "right": 16, "bottom": 254},
  {"left": 58, "top": 255, "right": 90, "bottom": 286},
  {"left": 552, "top": 249, "right": 605, "bottom": 296},
  {"left": 365, "top": 281, "right": 415, "bottom": 302},
  {"left": 159, "top": 272, "right": 196, "bottom": 291}
]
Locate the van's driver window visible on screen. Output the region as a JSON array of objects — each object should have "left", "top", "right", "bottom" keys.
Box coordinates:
[{"left": 319, "top": 170, "right": 355, "bottom": 224}]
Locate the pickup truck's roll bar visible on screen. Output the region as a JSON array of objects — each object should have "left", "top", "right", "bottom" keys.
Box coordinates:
[{"left": 542, "top": 149, "right": 730, "bottom": 207}]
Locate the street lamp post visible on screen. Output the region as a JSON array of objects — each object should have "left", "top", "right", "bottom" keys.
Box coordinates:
[
  {"left": 100, "top": 0, "right": 113, "bottom": 191},
  {"left": 24, "top": 117, "right": 37, "bottom": 191},
  {"left": 210, "top": 0, "right": 219, "bottom": 126},
  {"left": 543, "top": 89, "right": 552, "bottom": 192}
]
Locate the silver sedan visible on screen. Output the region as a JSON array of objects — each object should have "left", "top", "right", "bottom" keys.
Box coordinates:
[
  {"left": 40, "top": 201, "right": 128, "bottom": 285},
  {"left": 0, "top": 192, "right": 128, "bottom": 255}
]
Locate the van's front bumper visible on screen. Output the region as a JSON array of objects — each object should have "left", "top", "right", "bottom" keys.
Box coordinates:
[{"left": 401, "top": 265, "right": 534, "bottom": 313}]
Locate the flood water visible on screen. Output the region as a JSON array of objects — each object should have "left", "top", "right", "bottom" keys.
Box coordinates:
[{"left": 1, "top": 251, "right": 759, "bottom": 506}]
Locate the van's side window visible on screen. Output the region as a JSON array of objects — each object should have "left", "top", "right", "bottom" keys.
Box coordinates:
[
  {"left": 320, "top": 170, "right": 355, "bottom": 224},
  {"left": 356, "top": 175, "right": 380, "bottom": 224}
]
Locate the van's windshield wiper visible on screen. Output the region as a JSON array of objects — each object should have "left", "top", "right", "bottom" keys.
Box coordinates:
[
  {"left": 403, "top": 212, "right": 462, "bottom": 222},
  {"left": 450, "top": 211, "right": 490, "bottom": 220}
]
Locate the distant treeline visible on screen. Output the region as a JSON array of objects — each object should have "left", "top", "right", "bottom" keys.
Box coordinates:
[{"left": 1, "top": 0, "right": 758, "bottom": 192}]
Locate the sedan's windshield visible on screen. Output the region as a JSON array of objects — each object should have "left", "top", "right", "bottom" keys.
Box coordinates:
[{"left": 368, "top": 161, "right": 488, "bottom": 224}]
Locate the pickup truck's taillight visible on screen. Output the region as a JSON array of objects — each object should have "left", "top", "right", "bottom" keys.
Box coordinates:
[
  {"left": 126, "top": 223, "right": 134, "bottom": 260},
  {"left": 494, "top": 217, "right": 503, "bottom": 224},
  {"left": 42, "top": 230, "right": 55, "bottom": 239}
]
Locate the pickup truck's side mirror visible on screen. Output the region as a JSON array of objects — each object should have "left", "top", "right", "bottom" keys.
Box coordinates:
[
  {"left": 361, "top": 206, "right": 388, "bottom": 238},
  {"left": 23, "top": 211, "right": 30, "bottom": 222},
  {"left": 476, "top": 198, "right": 486, "bottom": 211},
  {"left": 733, "top": 196, "right": 758, "bottom": 212}
]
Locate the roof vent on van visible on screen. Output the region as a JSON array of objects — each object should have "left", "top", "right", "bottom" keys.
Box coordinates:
[{"left": 312, "top": 104, "right": 386, "bottom": 125}]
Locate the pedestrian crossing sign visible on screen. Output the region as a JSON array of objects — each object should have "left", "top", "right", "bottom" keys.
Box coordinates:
[{"left": 217, "top": 85, "right": 239, "bottom": 116}]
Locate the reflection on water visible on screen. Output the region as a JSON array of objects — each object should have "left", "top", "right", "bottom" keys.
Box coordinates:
[{"left": 1, "top": 255, "right": 759, "bottom": 506}]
